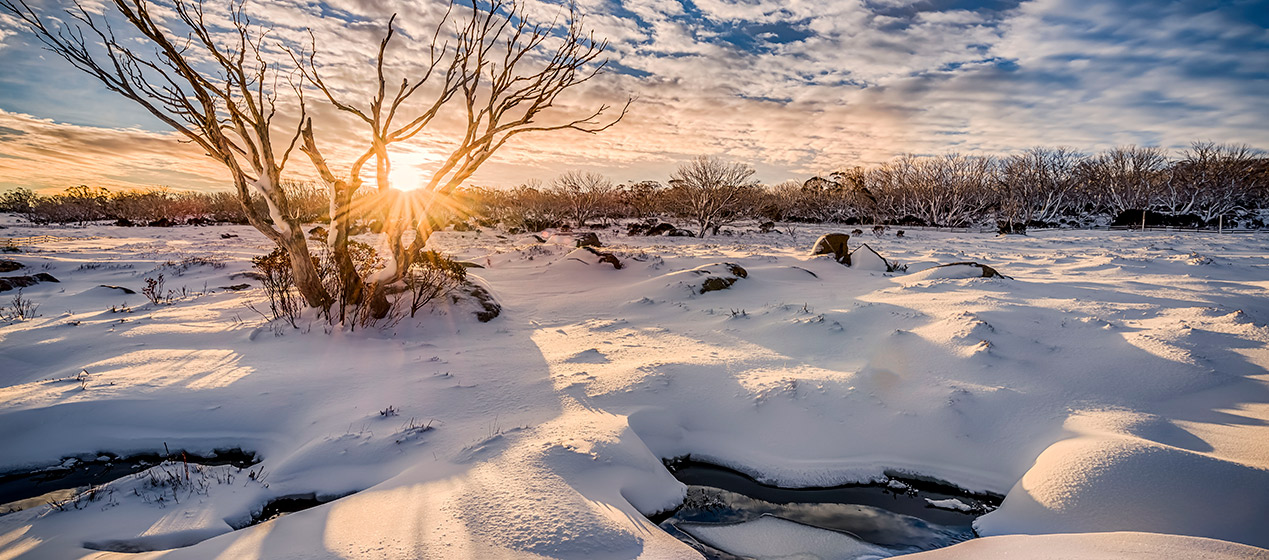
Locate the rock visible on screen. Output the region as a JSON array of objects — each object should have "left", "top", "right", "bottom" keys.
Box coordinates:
[
  {"left": 98, "top": 284, "right": 137, "bottom": 294},
  {"left": 148, "top": 217, "right": 174, "bottom": 227},
  {"left": 0, "top": 273, "right": 59, "bottom": 292},
  {"left": 533, "top": 234, "right": 547, "bottom": 243},
  {"left": 849, "top": 243, "right": 892, "bottom": 272},
  {"left": 114, "top": 218, "right": 134, "bottom": 227},
  {"left": 452, "top": 222, "right": 473, "bottom": 232},
  {"left": 0, "top": 259, "right": 21, "bottom": 273},
  {"left": 219, "top": 284, "right": 250, "bottom": 291},
  {"left": 563, "top": 247, "right": 623, "bottom": 269},
  {"left": 689, "top": 262, "right": 747, "bottom": 294},
  {"left": 464, "top": 283, "right": 501, "bottom": 322},
  {"left": 220, "top": 233, "right": 238, "bottom": 239},
  {"left": 649, "top": 222, "right": 679, "bottom": 236},
  {"left": 574, "top": 232, "right": 602, "bottom": 248},
  {"left": 810, "top": 233, "right": 851, "bottom": 264}
]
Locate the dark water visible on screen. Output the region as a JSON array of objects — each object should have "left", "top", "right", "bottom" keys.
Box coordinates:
[
  {"left": 653, "top": 461, "right": 1002, "bottom": 559},
  {"left": 0, "top": 448, "right": 257, "bottom": 510}
]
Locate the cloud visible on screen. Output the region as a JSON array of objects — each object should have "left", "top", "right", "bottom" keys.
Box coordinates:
[{"left": 0, "top": 0, "right": 1265, "bottom": 193}]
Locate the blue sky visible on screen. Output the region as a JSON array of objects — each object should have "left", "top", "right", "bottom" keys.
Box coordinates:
[{"left": 0, "top": 0, "right": 1266, "bottom": 192}]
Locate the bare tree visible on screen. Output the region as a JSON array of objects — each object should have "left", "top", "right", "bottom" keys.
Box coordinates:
[
  {"left": 996, "top": 147, "right": 1081, "bottom": 232},
  {"left": 298, "top": 0, "right": 629, "bottom": 318},
  {"left": 1170, "top": 142, "right": 1264, "bottom": 222},
  {"left": 666, "top": 156, "right": 760, "bottom": 236},
  {"left": 1, "top": 0, "right": 331, "bottom": 307},
  {"left": 1082, "top": 145, "right": 1167, "bottom": 217},
  {"left": 552, "top": 170, "right": 615, "bottom": 227}
]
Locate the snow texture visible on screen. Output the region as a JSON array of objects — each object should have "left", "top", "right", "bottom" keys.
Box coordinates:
[{"left": 1, "top": 217, "right": 1268, "bottom": 559}]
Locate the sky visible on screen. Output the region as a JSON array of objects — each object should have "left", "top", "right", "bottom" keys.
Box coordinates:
[{"left": 0, "top": 0, "right": 1267, "bottom": 193}]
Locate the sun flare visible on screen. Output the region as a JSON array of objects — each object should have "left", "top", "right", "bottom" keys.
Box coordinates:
[{"left": 386, "top": 151, "right": 435, "bottom": 192}]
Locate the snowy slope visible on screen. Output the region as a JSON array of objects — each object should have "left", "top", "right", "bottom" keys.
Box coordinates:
[{"left": 1, "top": 216, "right": 1267, "bottom": 559}]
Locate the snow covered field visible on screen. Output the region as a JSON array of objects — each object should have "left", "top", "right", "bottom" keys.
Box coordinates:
[{"left": 2, "top": 216, "right": 1268, "bottom": 559}]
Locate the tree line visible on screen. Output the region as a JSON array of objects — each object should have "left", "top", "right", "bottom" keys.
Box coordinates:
[
  {"left": 469, "top": 144, "right": 1269, "bottom": 235},
  {"left": 6, "top": 142, "right": 1267, "bottom": 234}
]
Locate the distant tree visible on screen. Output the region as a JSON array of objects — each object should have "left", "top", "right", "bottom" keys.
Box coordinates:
[
  {"left": 0, "top": 188, "right": 36, "bottom": 214},
  {"left": 665, "top": 156, "right": 760, "bottom": 236},
  {"left": 1169, "top": 142, "right": 1264, "bottom": 222},
  {"left": 618, "top": 180, "right": 666, "bottom": 219},
  {"left": 553, "top": 171, "right": 615, "bottom": 227},
  {"left": 996, "top": 147, "right": 1081, "bottom": 232},
  {"left": 1081, "top": 146, "right": 1167, "bottom": 216}
]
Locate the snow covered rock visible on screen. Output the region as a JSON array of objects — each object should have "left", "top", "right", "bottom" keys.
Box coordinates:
[
  {"left": 0, "top": 272, "right": 58, "bottom": 292},
  {"left": 563, "top": 247, "right": 623, "bottom": 269},
  {"left": 0, "top": 258, "right": 21, "bottom": 272},
  {"left": 693, "top": 262, "right": 748, "bottom": 293},
  {"left": 903, "top": 262, "right": 1004, "bottom": 281},
  {"left": 849, "top": 243, "right": 893, "bottom": 272},
  {"left": 574, "top": 232, "right": 602, "bottom": 248}
]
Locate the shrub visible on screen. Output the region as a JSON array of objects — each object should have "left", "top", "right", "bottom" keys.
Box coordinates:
[
  {"left": 251, "top": 248, "right": 302, "bottom": 325},
  {"left": 405, "top": 251, "right": 467, "bottom": 317}
]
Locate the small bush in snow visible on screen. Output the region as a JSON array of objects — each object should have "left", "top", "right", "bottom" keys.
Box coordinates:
[
  {"left": 405, "top": 251, "right": 467, "bottom": 318},
  {"left": 1, "top": 288, "right": 39, "bottom": 321},
  {"left": 251, "top": 248, "right": 302, "bottom": 326}
]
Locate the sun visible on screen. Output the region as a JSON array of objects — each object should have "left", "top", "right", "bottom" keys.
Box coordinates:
[{"left": 386, "top": 150, "right": 434, "bottom": 191}]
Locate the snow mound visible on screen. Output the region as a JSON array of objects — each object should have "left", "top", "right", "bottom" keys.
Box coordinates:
[
  {"left": 975, "top": 432, "right": 1269, "bottom": 548},
  {"left": 678, "top": 515, "right": 894, "bottom": 560},
  {"left": 905, "top": 532, "right": 1269, "bottom": 560}
]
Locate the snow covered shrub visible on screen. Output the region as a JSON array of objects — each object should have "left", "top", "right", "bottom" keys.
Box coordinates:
[{"left": 405, "top": 251, "right": 467, "bottom": 317}]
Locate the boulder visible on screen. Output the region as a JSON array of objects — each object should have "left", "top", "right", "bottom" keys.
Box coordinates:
[
  {"left": 97, "top": 284, "right": 137, "bottom": 294},
  {"left": 0, "top": 273, "right": 58, "bottom": 292},
  {"left": 810, "top": 233, "right": 851, "bottom": 264},
  {"left": 0, "top": 259, "right": 21, "bottom": 273}
]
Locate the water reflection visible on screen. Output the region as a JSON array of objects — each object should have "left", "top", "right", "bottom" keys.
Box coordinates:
[{"left": 654, "top": 463, "right": 998, "bottom": 559}]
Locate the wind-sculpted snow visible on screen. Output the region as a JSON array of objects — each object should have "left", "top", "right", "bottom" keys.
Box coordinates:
[{"left": 1, "top": 215, "right": 1267, "bottom": 558}]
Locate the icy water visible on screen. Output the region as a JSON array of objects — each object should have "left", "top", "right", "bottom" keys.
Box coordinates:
[
  {"left": 653, "top": 461, "right": 1001, "bottom": 559},
  {"left": 0, "top": 448, "right": 257, "bottom": 513}
]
